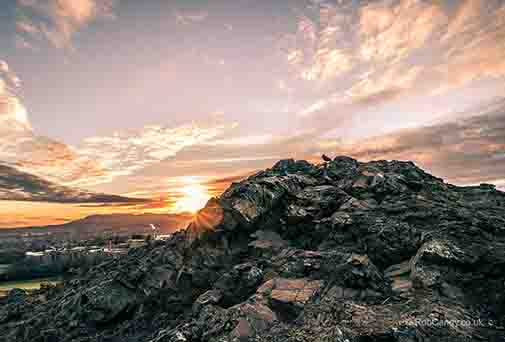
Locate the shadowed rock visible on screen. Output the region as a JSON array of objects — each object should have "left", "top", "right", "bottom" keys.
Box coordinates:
[{"left": 2, "top": 157, "right": 505, "bottom": 342}]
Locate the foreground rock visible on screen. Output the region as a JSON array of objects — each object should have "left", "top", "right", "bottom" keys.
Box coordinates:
[{"left": 2, "top": 157, "right": 505, "bottom": 341}]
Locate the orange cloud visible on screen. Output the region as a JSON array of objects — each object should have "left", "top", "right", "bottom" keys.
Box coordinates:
[
  {"left": 288, "top": 0, "right": 505, "bottom": 121},
  {"left": 16, "top": 0, "right": 119, "bottom": 49},
  {"left": 359, "top": 0, "right": 447, "bottom": 63}
]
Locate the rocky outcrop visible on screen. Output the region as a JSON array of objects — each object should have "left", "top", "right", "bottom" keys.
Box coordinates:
[{"left": 2, "top": 157, "right": 505, "bottom": 341}]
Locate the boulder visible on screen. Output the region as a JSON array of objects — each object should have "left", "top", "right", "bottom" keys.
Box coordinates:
[
  {"left": 228, "top": 301, "right": 278, "bottom": 340},
  {"left": 257, "top": 278, "right": 324, "bottom": 319},
  {"left": 384, "top": 259, "right": 413, "bottom": 297},
  {"left": 64, "top": 280, "right": 139, "bottom": 324},
  {"left": 248, "top": 230, "right": 288, "bottom": 258},
  {"left": 411, "top": 239, "right": 478, "bottom": 290},
  {"left": 214, "top": 263, "right": 264, "bottom": 307}
]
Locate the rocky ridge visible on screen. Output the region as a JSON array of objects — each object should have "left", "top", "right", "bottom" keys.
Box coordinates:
[{"left": 1, "top": 157, "right": 505, "bottom": 341}]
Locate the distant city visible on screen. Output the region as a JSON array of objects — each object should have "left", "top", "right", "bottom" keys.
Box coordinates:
[{"left": 0, "top": 213, "right": 192, "bottom": 295}]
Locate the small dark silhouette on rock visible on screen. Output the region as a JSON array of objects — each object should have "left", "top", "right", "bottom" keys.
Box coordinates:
[{"left": 321, "top": 154, "right": 332, "bottom": 162}]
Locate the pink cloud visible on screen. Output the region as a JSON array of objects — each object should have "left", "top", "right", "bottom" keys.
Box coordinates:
[{"left": 16, "top": 0, "right": 119, "bottom": 49}]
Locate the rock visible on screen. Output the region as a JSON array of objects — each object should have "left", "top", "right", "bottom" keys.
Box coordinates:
[
  {"left": 229, "top": 318, "right": 253, "bottom": 341},
  {"left": 258, "top": 278, "right": 324, "bottom": 319},
  {"left": 3, "top": 157, "right": 505, "bottom": 342},
  {"left": 66, "top": 280, "right": 139, "bottom": 324},
  {"left": 285, "top": 186, "right": 349, "bottom": 225},
  {"left": 358, "top": 217, "right": 422, "bottom": 268},
  {"left": 411, "top": 239, "right": 477, "bottom": 290},
  {"left": 227, "top": 301, "right": 278, "bottom": 340},
  {"left": 338, "top": 254, "right": 385, "bottom": 291},
  {"left": 330, "top": 211, "right": 353, "bottom": 229},
  {"left": 150, "top": 327, "right": 191, "bottom": 342},
  {"left": 384, "top": 259, "right": 413, "bottom": 296},
  {"left": 40, "top": 329, "right": 60, "bottom": 342},
  {"left": 6, "top": 288, "right": 26, "bottom": 305},
  {"left": 141, "top": 265, "right": 177, "bottom": 294},
  {"left": 339, "top": 197, "right": 377, "bottom": 211},
  {"left": 193, "top": 289, "right": 223, "bottom": 313},
  {"left": 248, "top": 230, "right": 288, "bottom": 258},
  {"left": 220, "top": 177, "right": 298, "bottom": 225},
  {"left": 271, "top": 159, "right": 316, "bottom": 174},
  {"left": 214, "top": 263, "right": 264, "bottom": 307}
]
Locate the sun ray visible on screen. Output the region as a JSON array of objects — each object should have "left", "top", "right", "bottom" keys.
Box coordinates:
[{"left": 174, "top": 183, "right": 211, "bottom": 213}]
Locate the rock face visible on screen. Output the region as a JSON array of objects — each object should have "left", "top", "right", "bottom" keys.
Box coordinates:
[{"left": 2, "top": 157, "right": 505, "bottom": 341}]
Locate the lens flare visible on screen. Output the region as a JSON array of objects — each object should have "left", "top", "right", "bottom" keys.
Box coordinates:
[{"left": 174, "top": 183, "right": 211, "bottom": 213}]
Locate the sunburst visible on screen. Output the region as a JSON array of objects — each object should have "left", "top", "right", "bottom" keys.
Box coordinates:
[{"left": 174, "top": 183, "right": 211, "bottom": 213}]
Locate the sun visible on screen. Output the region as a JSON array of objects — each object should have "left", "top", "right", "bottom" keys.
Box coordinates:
[{"left": 174, "top": 183, "right": 211, "bottom": 213}]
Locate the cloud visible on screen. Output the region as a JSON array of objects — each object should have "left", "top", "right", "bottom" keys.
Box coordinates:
[
  {"left": 435, "top": 0, "right": 505, "bottom": 93},
  {"left": 5, "top": 0, "right": 505, "bottom": 197},
  {"left": 2, "top": 119, "right": 232, "bottom": 189},
  {"left": 358, "top": 0, "right": 447, "bottom": 63},
  {"left": 322, "top": 97, "right": 505, "bottom": 186},
  {"left": 346, "top": 64, "right": 425, "bottom": 101},
  {"left": 0, "top": 62, "right": 108, "bottom": 187},
  {"left": 0, "top": 60, "right": 28, "bottom": 130},
  {"left": 285, "top": 0, "right": 505, "bottom": 119},
  {"left": 285, "top": 4, "right": 356, "bottom": 81},
  {"left": 174, "top": 8, "right": 209, "bottom": 25},
  {"left": 145, "top": 97, "right": 505, "bottom": 191},
  {"left": 203, "top": 173, "right": 254, "bottom": 196},
  {"left": 0, "top": 61, "right": 38, "bottom": 168},
  {"left": 151, "top": 131, "right": 324, "bottom": 182},
  {"left": 72, "top": 121, "right": 231, "bottom": 187},
  {"left": 0, "top": 61, "right": 233, "bottom": 188},
  {"left": 16, "top": 0, "right": 119, "bottom": 49},
  {"left": 0, "top": 163, "right": 148, "bottom": 203}
]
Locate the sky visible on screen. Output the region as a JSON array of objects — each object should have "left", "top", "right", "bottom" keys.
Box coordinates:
[{"left": 1, "top": 0, "right": 505, "bottom": 227}]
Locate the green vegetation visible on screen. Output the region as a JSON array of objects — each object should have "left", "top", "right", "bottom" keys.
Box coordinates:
[{"left": 0, "top": 277, "right": 62, "bottom": 297}]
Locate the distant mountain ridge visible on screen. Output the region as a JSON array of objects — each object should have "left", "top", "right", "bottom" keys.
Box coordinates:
[
  {"left": 0, "top": 213, "right": 194, "bottom": 237},
  {"left": 61, "top": 213, "right": 194, "bottom": 235}
]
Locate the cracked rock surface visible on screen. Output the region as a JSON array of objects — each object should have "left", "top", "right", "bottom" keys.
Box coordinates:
[{"left": 2, "top": 157, "right": 505, "bottom": 341}]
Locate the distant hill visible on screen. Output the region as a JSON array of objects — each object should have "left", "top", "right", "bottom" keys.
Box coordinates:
[
  {"left": 0, "top": 213, "right": 194, "bottom": 239},
  {"left": 62, "top": 213, "right": 194, "bottom": 236}
]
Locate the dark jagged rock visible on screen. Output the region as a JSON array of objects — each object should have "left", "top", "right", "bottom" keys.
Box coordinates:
[{"left": 2, "top": 157, "right": 505, "bottom": 342}]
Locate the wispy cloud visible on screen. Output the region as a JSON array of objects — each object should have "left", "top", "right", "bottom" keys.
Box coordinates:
[
  {"left": 174, "top": 8, "right": 209, "bottom": 25},
  {"left": 148, "top": 97, "right": 505, "bottom": 190},
  {"left": 358, "top": 0, "right": 447, "bottom": 63},
  {"left": 0, "top": 60, "right": 29, "bottom": 133},
  {"left": 0, "top": 61, "right": 233, "bottom": 189},
  {"left": 322, "top": 97, "right": 505, "bottom": 187},
  {"left": 72, "top": 121, "right": 231, "bottom": 187},
  {"left": 285, "top": 0, "right": 505, "bottom": 118},
  {"left": 3, "top": 119, "right": 232, "bottom": 188},
  {"left": 16, "top": 0, "right": 119, "bottom": 49}
]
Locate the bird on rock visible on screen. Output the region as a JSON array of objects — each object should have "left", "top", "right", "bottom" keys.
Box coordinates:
[{"left": 322, "top": 154, "right": 332, "bottom": 162}]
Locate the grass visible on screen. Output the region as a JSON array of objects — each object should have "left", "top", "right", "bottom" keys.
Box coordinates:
[
  {"left": 0, "top": 277, "right": 62, "bottom": 295},
  {"left": 0, "top": 264, "right": 10, "bottom": 273}
]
